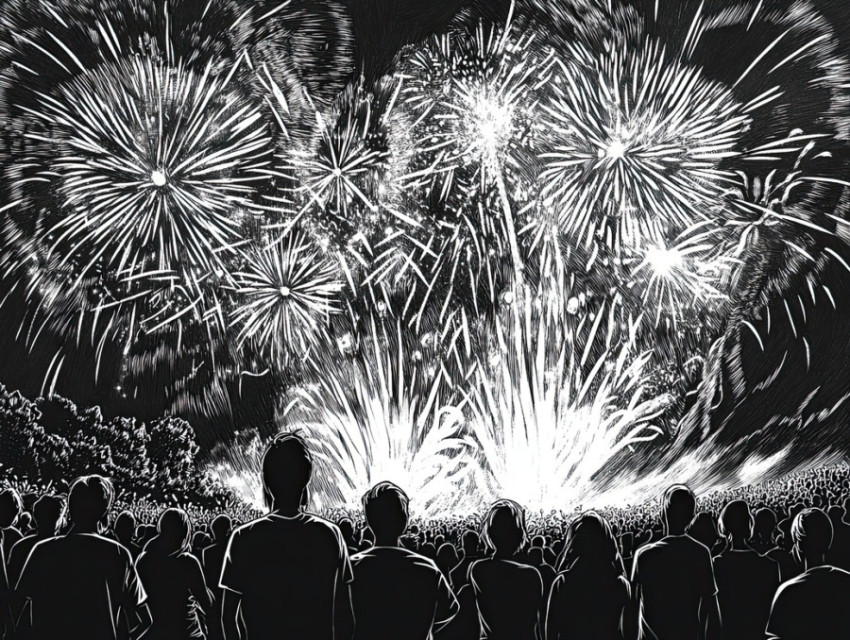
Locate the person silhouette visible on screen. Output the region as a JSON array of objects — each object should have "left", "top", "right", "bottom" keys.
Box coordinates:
[
  {"left": 468, "top": 500, "right": 544, "bottom": 640},
  {"left": 0, "top": 489, "right": 23, "bottom": 560},
  {"left": 631, "top": 485, "right": 720, "bottom": 640},
  {"left": 218, "top": 432, "right": 354, "bottom": 640},
  {"left": 450, "top": 531, "right": 481, "bottom": 590},
  {"left": 15, "top": 475, "right": 150, "bottom": 639},
  {"left": 826, "top": 505, "right": 850, "bottom": 571},
  {"left": 547, "top": 511, "right": 633, "bottom": 640},
  {"left": 766, "top": 507, "right": 850, "bottom": 639},
  {"left": 202, "top": 514, "right": 231, "bottom": 640},
  {"left": 350, "top": 481, "right": 458, "bottom": 639},
  {"left": 113, "top": 510, "right": 141, "bottom": 559},
  {"left": 712, "top": 500, "right": 780, "bottom": 640},
  {"left": 7, "top": 495, "right": 64, "bottom": 587},
  {"left": 136, "top": 508, "right": 212, "bottom": 639}
]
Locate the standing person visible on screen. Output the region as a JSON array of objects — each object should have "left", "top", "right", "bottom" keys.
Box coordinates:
[
  {"left": 219, "top": 432, "right": 354, "bottom": 640},
  {"left": 15, "top": 475, "right": 150, "bottom": 640},
  {"left": 7, "top": 495, "right": 64, "bottom": 587},
  {"left": 0, "top": 489, "right": 23, "bottom": 560},
  {"left": 631, "top": 485, "right": 720, "bottom": 640},
  {"left": 766, "top": 508, "right": 850, "bottom": 639},
  {"left": 712, "top": 500, "right": 780, "bottom": 640},
  {"left": 202, "top": 514, "right": 232, "bottom": 640},
  {"left": 468, "top": 500, "right": 544, "bottom": 640},
  {"left": 136, "top": 508, "right": 212, "bottom": 639},
  {"left": 546, "top": 511, "right": 632, "bottom": 640},
  {"left": 350, "top": 482, "right": 458, "bottom": 639}
]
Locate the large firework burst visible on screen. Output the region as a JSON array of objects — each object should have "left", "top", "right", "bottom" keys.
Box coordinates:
[
  {"left": 7, "top": 55, "right": 275, "bottom": 335},
  {"left": 539, "top": 38, "right": 750, "bottom": 252}
]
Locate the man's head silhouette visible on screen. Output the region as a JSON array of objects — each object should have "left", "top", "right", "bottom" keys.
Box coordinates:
[
  {"left": 719, "top": 500, "right": 753, "bottom": 543},
  {"left": 33, "top": 495, "right": 64, "bottom": 537},
  {"left": 262, "top": 432, "right": 312, "bottom": 514},
  {"left": 68, "top": 475, "right": 114, "bottom": 533},
  {"left": 461, "top": 530, "right": 479, "bottom": 557},
  {"left": 661, "top": 484, "right": 696, "bottom": 536},
  {"left": 792, "top": 507, "right": 833, "bottom": 569},
  {"left": 362, "top": 481, "right": 409, "bottom": 546},
  {"left": 114, "top": 510, "right": 136, "bottom": 545},
  {"left": 210, "top": 514, "right": 232, "bottom": 543},
  {"left": 0, "top": 488, "right": 23, "bottom": 528},
  {"left": 482, "top": 499, "right": 527, "bottom": 558},
  {"left": 753, "top": 507, "right": 777, "bottom": 543}
]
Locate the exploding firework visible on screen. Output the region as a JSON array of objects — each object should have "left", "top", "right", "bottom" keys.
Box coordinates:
[
  {"left": 7, "top": 55, "right": 275, "bottom": 337},
  {"left": 538, "top": 38, "right": 750, "bottom": 252},
  {"left": 229, "top": 231, "right": 343, "bottom": 363},
  {"left": 465, "top": 301, "right": 669, "bottom": 513}
]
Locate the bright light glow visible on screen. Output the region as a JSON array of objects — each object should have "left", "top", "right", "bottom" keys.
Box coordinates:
[
  {"left": 150, "top": 170, "right": 167, "bottom": 187},
  {"left": 647, "top": 245, "right": 683, "bottom": 277},
  {"left": 279, "top": 286, "right": 291, "bottom": 298},
  {"left": 606, "top": 139, "right": 627, "bottom": 159},
  {"left": 471, "top": 93, "right": 515, "bottom": 168}
]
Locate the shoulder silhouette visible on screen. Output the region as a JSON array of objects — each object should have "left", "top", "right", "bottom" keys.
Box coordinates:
[{"left": 349, "top": 481, "right": 457, "bottom": 639}]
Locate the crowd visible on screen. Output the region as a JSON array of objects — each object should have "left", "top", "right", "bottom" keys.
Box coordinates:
[{"left": 1, "top": 433, "right": 850, "bottom": 639}]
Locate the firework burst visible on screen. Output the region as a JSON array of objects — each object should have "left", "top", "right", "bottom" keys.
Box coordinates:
[
  {"left": 539, "top": 38, "right": 750, "bottom": 252},
  {"left": 7, "top": 55, "right": 274, "bottom": 336},
  {"left": 229, "top": 231, "right": 343, "bottom": 363}
]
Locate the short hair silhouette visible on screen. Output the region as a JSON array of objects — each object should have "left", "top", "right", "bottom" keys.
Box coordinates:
[
  {"left": 33, "top": 495, "right": 64, "bottom": 534},
  {"left": 362, "top": 481, "right": 409, "bottom": 541},
  {"left": 461, "top": 530, "right": 479, "bottom": 555},
  {"left": 482, "top": 499, "right": 527, "bottom": 556},
  {"left": 114, "top": 510, "right": 136, "bottom": 541},
  {"left": 0, "top": 488, "right": 23, "bottom": 528},
  {"left": 210, "top": 514, "right": 232, "bottom": 542},
  {"left": 662, "top": 485, "right": 696, "bottom": 535},
  {"left": 68, "top": 475, "right": 114, "bottom": 528},
  {"left": 262, "top": 432, "right": 313, "bottom": 507},
  {"left": 753, "top": 507, "right": 777, "bottom": 539},
  {"left": 792, "top": 507, "right": 833, "bottom": 558},
  {"left": 719, "top": 500, "right": 753, "bottom": 539}
]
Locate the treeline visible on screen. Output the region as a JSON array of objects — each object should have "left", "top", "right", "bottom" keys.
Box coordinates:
[{"left": 0, "top": 384, "right": 231, "bottom": 508}]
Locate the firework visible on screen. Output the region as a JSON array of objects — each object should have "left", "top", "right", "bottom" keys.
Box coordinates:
[
  {"left": 287, "top": 318, "right": 475, "bottom": 517},
  {"left": 229, "top": 231, "right": 343, "bottom": 363},
  {"left": 539, "top": 38, "right": 749, "bottom": 253},
  {"left": 465, "top": 302, "right": 668, "bottom": 513},
  {"left": 8, "top": 55, "right": 274, "bottom": 334}
]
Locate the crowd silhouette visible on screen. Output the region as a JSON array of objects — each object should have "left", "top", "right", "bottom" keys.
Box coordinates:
[{"left": 1, "top": 432, "right": 850, "bottom": 639}]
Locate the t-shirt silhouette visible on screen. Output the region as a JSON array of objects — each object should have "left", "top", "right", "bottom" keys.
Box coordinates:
[
  {"left": 468, "top": 558, "right": 543, "bottom": 640},
  {"left": 766, "top": 565, "right": 850, "bottom": 639},
  {"left": 350, "top": 546, "right": 458, "bottom": 639},
  {"left": 546, "top": 569, "right": 630, "bottom": 640},
  {"left": 0, "top": 528, "right": 22, "bottom": 561},
  {"left": 435, "top": 583, "right": 479, "bottom": 640},
  {"left": 16, "top": 533, "right": 146, "bottom": 640},
  {"left": 631, "top": 534, "right": 717, "bottom": 640},
  {"left": 219, "top": 511, "right": 353, "bottom": 640},
  {"left": 136, "top": 547, "right": 211, "bottom": 639},
  {"left": 765, "top": 547, "right": 802, "bottom": 583},
  {"left": 712, "top": 549, "right": 780, "bottom": 640},
  {"left": 7, "top": 534, "right": 47, "bottom": 588}
]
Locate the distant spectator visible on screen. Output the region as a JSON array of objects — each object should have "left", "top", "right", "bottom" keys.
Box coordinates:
[
  {"left": 631, "top": 485, "right": 720, "bottom": 640},
  {"left": 114, "top": 510, "right": 141, "bottom": 558},
  {"left": 713, "top": 500, "right": 780, "bottom": 640},
  {"left": 450, "top": 531, "right": 481, "bottom": 590},
  {"left": 767, "top": 508, "right": 850, "bottom": 639},
  {"left": 350, "top": 482, "right": 457, "bottom": 639},
  {"left": 219, "top": 432, "right": 354, "bottom": 640},
  {"left": 469, "top": 500, "right": 543, "bottom": 640},
  {"left": 202, "top": 514, "right": 232, "bottom": 640},
  {"left": 547, "top": 511, "right": 632, "bottom": 640},
  {"left": 15, "top": 475, "right": 150, "bottom": 639},
  {"left": 0, "top": 489, "right": 23, "bottom": 559},
  {"left": 7, "top": 495, "right": 64, "bottom": 586},
  {"left": 136, "top": 508, "right": 212, "bottom": 639}
]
